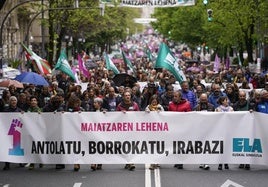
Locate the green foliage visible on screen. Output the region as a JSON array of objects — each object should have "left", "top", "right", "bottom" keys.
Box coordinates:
[
  {"left": 8, "top": 59, "right": 23, "bottom": 69},
  {"left": 152, "top": 0, "right": 268, "bottom": 63},
  {"left": 232, "top": 57, "right": 238, "bottom": 65},
  {"left": 243, "top": 58, "right": 249, "bottom": 67},
  {"left": 45, "top": 0, "right": 142, "bottom": 61},
  {"left": 152, "top": 4, "right": 207, "bottom": 48},
  {"left": 17, "top": 7, "right": 32, "bottom": 22}
]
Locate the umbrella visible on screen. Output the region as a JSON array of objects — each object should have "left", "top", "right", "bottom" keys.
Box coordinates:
[
  {"left": 112, "top": 73, "right": 137, "bottom": 88},
  {"left": 0, "top": 79, "right": 24, "bottom": 88},
  {"left": 14, "top": 72, "right": 49, "bottom": 86}
]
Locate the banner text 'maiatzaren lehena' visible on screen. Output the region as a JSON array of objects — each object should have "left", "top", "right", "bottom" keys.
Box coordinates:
[
  {"left": 1, "top": 112, "right": 268, "bottom": 164},
  {"left": 120, "top": 0, "right": 195, "bottom": 7}
]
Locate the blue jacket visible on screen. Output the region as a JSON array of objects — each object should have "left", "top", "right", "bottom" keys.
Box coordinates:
[
  {"left": 181, "top": 90, "right": 197, "bottom": 110},
  {"left": 256, "top": 101, "right": 268, "bottom": 114},
  {"left": 208, "top": 92, "right": 227, "bottom": 108}
]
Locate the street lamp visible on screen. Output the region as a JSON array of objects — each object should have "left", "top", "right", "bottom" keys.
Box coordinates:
[
  {"left": 64, "top": 35, "right": 73, "bottom": 60},
  {"left": 207, "top": 9, "right": 213, "bottom": 22},
  {"left": 77, "top": 37, "right": 85, "bottom": 55}
]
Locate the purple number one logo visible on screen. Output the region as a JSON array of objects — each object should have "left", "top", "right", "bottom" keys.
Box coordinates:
[{"left": 8, "top": 119, "right": 24, "bottom": 156}]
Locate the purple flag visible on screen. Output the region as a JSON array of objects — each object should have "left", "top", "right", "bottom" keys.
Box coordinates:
[
  {"left": 72, "top": 66, "right": 80, "bottom": 83},
  {"left": 225, "top": 56, "right": 230, "bottom": 70},
  {"left": 78, "top": 54, "right": 90, "bottom": 79},
  {"left": 213, "top": 54, "right": 220, "bottom": 73}
]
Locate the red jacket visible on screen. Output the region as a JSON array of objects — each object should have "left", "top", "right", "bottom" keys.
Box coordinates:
[
  {"left": 250, "top": 79, "right": 258, "bottom": 89},
  {"left": 116, "top": 101, "right": 140, "bottom": 111},
  {"left": 168, "top": 99, "right": 191, "bottom": 112}
]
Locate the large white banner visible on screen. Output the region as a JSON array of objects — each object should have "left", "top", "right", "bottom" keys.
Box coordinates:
[
  {"left": 120, "top": 0, "right": 195, "bottom": 7},
  {"left": 0, "top": 111, "right": 267, "bottom": 165}
]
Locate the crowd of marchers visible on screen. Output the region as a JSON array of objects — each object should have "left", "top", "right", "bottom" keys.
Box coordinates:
[{"left": 1, "top": 55, "right": 268, "bottom": 171}]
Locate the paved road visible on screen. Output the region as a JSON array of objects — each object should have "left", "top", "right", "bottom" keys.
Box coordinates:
[{"left": 0, "top": 163, "right": 267, "bottom": 187}]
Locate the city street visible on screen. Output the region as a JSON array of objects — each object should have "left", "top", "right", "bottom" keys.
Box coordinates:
[
  {"left": 0, "top": 163, "right": 267, "bottom": 187},
  {"left": 1, "top": 1, "right": 268, "bottom": 187}
]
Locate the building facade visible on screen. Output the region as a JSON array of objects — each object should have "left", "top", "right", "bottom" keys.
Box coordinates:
[{"left": 0, "top": 0, "right": 48, "bottom": 64}]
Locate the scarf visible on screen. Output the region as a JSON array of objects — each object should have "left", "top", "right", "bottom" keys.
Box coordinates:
[
  {"left": 148, "top": 104, "right": 159, "bottom": 111},
  {"left": 218, "top": 105, "right": 232, "bottom": 112}
]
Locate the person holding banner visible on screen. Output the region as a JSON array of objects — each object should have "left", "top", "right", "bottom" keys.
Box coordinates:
[
  {"left": 233, "top": 90, "right": 254, "bottom": 170},
  {"left": 116, "top": 91, "right": 140, "bottom": 171},
  {"left": 160, "top": 85, "right": 174, "bottom": 111},
  {"left": 66, "top": 95, "right": 84, "bottom": 171},
  {"left": 256, "top": 89, "right": 268, "bottom": 114},
  {"left": 145, "top": 94, "right": 164, "bottom": 170},
  {"left": 215, "top": 96, "right": 234, "bottom": 112},
  {"left": 208, "top": 84, "right": 227, "bottom": 108},
  {"left": 27, "top": 96, "right": 43, "bottom": 170},
  {"left": 168, "top": 90, "right": 191, "bottom": 169},
  {"left": 102, "top": 86, "right": 122, "bottom": 112},
  {"left": 42, "top": 95, "right": 66, "bottom": 170},
  {"left": 233, "top": 90, "right": 254, "bottom": 112},
  {"left": 141, "top": 82, "right": 158, "bottom": 111},
  {"left": 224, "top": 83, "right": 238, "bottom": 106},
  {"left": 215, "top": 96, "right": 233, "bottom": 170},
  {"left": 91, "top": 97, "right": 106, "bottom": 171},
  {"left": 194, "top": 93, "right": 215, "bottom": 170},
  {"left": 2, "top": 96, "right": 24, "bottom": 170}
]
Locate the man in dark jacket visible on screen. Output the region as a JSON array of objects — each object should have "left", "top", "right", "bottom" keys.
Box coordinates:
[
  {"left": 3, "top": 96, "right": 23, "bottom": 170},
  {"left": 43, "top": 95, "right": 65, "bottom": 169},
  {"left": 194, "top": 93, "right": 215, "bottom": 112},
  {"left": 160, "top": 85, "right": 174, "bottom": 111},
  {"left": 194, "top": 93, "right": 215, "bottom": 170},
  {"left": 233, "top": 90, "right": 253, "bottom": 170},
  {"left": 116, "top": 91, "right": 139, "bottom": 171},
  {"left": 102, "top": 86, "right": 122, "bottom": 111}
]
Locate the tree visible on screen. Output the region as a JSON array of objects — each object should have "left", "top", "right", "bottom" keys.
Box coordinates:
[
  {"left": 46, "top": 0, "right": 142, "bottom": 65},
  {"left": 153, "top": 5, "right": 206, "bottom": 49},
  {"left": 152, "top": 0, "right": 268, "bottom": 63},
  {"left": 207, "top": 0, "right": 268, "bottom": 63}
]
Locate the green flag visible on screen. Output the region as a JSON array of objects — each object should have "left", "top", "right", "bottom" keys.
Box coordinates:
[
  {"left": 155, "top": 43, "right": 186, "bottom": 83},
  {"left": 104, "top": 53, "right": 120, "bottom": 75},
  {"left": 145, "top": 46, "right": 153, "bottom": 62},
  {"left": 122, "top": 51, "right": 135, "bottom": 73},
  {"left": 54, "top": 49, "right": 76, "bottom": 81}
]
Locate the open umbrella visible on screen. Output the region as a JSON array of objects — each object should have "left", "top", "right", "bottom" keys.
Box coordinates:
[
  {"left": 0, "top": 79, "right": 24, "bottom": 88},
  {"left": 14, "top": 72, "right": 49, "bottom": 86},
  {"left": 112, "top": 73, "right": 137, "bottom": 88}
]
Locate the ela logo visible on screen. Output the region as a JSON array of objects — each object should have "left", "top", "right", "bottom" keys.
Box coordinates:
[
  {"left": 8, "top": 119, "right": 24, "bottom": 156},
  {"left": 233, "top": 138, "right": 262, "bottom": 153}
]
